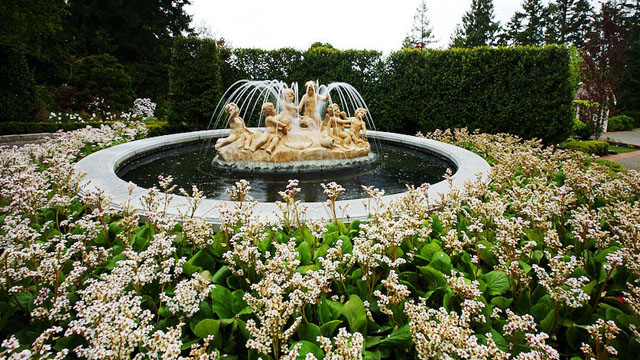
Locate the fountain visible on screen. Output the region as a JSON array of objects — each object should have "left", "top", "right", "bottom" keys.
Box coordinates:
[
  {"left": 76, "top": 79, "right": 492, "bottom": 223},
  {"left": 207, "top": 80, "right": 375, "bottom": 171}
]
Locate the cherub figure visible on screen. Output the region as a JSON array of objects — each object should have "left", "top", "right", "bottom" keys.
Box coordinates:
[
  {"left": 251, "top": 102, "right": 290, "bottom": 154},
  {"left": 298, "top": 80, "right": 329, "bottom": 129},
  {"left": 279, "top": 88, "right": 299, "bottom": 122},
  {"left": 325, "top": 103, "right": 353, "bottom": 147},
  {"left": 348, "top": 108, "right": 368, "bottom": 143},
  {"left": 215, "top": 102, "right": 254, "bottom": 150}
]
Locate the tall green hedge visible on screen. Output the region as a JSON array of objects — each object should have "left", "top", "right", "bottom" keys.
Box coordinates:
[
  {"left": 171, "top": 42, "right": 574, "bottom": 143},
  {"left": 168, "top": 36, "right": 222, "bottom": 129},
  {"left": 0, "top": 48, "right": 37, "bottom": 123},
  {"left": 378, "top": 46, "right": 575, "bottom": 143}
]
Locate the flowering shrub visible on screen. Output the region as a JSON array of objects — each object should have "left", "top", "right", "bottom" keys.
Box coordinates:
[
  {"left": 1, "top": 126, "right": 639, "bottom": 359},
  {"left": 131, "top": 98, "right": 157, "bottom": 119}
]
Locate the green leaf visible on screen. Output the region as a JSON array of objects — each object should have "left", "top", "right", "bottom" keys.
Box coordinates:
[
  {"left": 482, "top": 271, "right": 509, "bottom": 296},
  {"left": 429, "top": 251, "right": 453, "bottom": 274},
  {"left": 431, "top": 214, "right": 443, "bottom": 237},
  {"left": 231, "top": 290, "right": 250, "bottom": 315},
  {"left": 342, "top": 295, "right": 368, "bottom": 334},
  {"left": 319, "top": 299, "right": 333, "bottom": 324},
  {"left": 193, "top": 319, "right": 220, "bottom": 338},
  {"left": 184, "top": 249, "right": 215, "bottom": 276},
  {"left": 379, "top": 325, "right": 413, "bottom": 348},
  {"left": 297, "top": 323, "right": 322, "bottom": 342},
  {"left": 325, "top": 299, "right": 344, "bottom": 320},
  {"left": 540, "top": 310, "right": 555, "bottom": 334},
  {"left": 211, "top": 266, "right": 231, "bottom": 285},
  {"left": 418, "top": 265, "right": 446, "bottom": 289},
  {"left": 490, "top": 296, "right": 513, "bottom": 310},
  {"left": 490, "top": 329, "right": 508, "bottom": 352},
  {"left": 211, "top": 286, "right": 234, "bottom": 319},
  {"left": 419, "top": 242, "right": 442, "bottom": 261},
  {"left": 296, "top": 241, "right": 311, "bottom": 265},
  {"left": 566, "top": 326, "right": 588, "bottom": 350},
  {"left": 320, "top": 320, "right": 342, "bottom": 337},
  {"left": 290, "top": 341, "right": 324, "bottom": 360}
]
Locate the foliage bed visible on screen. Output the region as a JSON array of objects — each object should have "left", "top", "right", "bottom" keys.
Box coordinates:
[{"left": 1, "top": 125, "right": 640, "bottom": 359}]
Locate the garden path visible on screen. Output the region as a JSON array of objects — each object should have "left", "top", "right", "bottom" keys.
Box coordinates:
[{"left": 600, "top": 129, "right": 640, "bottom": 171}]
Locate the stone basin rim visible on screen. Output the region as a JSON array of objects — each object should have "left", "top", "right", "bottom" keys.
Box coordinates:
[{"left": 75, "top": 130, "right": 491, "bottom": 225}]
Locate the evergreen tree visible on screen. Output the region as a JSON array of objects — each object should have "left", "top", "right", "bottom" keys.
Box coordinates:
[
  {"left": 63, "top": 0, "right": 193, "bottom": 102},
  {"left": 568, "top": 0, "right": 593, "bottom": 47},
  {"left": 619, "top": 0, "right": 640, "bottom": 119},
  {"left": 546, "top": 0, "right": 572, "bottom": 44},
  {"left": 544, "top": 0, "right": 593, "bottom": 46},
  {"left": 403, "top": 1, "right": 436, "bottom": 48},
  {"left": 501, "top": 0, "right": 548, "bottom": 46},
  {"left": 450, "top": 0, "right": 500, "bottom": 48}
]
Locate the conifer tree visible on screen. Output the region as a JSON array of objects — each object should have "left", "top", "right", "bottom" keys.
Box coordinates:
[
  {"left": 450, "top": 0, "right": 500, "bottom": 48},
  {"left": 501, "top": 0, "right": 548, "bottom": 46},
  {"left": 403, "top": 1, "right": 436, "bottom": 48},
  {"left": 568, "top": 0, "right": 594, "bottom": 47}
]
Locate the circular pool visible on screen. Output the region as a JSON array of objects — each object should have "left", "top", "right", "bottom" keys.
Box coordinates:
[{"left": 76, "top": 130, "right": 491, "bottom": 224}]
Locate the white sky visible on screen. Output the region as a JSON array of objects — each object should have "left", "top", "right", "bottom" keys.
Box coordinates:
[{"left": 186, "top": 0, "right": 599, "bottom": 53}]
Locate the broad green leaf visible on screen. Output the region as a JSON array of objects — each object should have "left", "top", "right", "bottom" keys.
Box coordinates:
[
  {"left": 320, "top": 320, "right": 342, "bottom": 337},
  {"left": 540, "top": 310, "right": 555, "bottom": 334},
  {"left": 231, "top": 290, "right": 250, "bottom": 315},
  {"left": 530, "top": 302, "right": 550, "bottom": 322},
  {"left": 482, "top": 271, "right": 509, "bottom": 296},
  {"left": 490, "top": 329, "right": 508, "bottom": 352},
  {"left": 296, "top": 241, "right": 311, "bottom": 265},
  {"left": 418, "top": 265, "right": 446, "bottom": 289},
  {"left": 290, "top": 341, "right": 324, "bottom": 360},
  {"left": 379, "top": 325, "right": 413, "bottom": 348},
  {"left": 490, "top": 296, "right": 513, "bottom": 309},
  {"left": 211, "top": 286, "right": 234, "bottom": 319},
  {"left": 193, "top": 319, "right": 220, "bottom": 338},
  {"left": 342, "top": 295, "right": 368, "bottom": 334},
  {"left": 566, "top": 326, "right": 588, "bottom": 350},
  {"left": 429, "top": 251, "right": 453, "bottom": 274},
  {"left": 297, "top": 323, "right": 322, "bottom": 342},
  {"left": 211, "top": 266, "right": 231, "bottom": 285},
  {"left": 319, "top": 299, "right": 333, "bottom": 324}
]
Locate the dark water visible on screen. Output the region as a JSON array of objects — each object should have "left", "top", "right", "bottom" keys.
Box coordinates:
[{"left": 117, "top": 142, "right": 454, "bottom": 202}]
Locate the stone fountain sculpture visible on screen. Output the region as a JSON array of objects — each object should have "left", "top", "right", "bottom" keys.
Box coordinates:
[{"left": 215, "top": 81, "right": 370, "bottom": 163}]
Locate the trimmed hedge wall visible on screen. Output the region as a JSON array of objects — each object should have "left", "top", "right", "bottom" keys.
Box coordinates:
[
  {"left": 377, "top": 47, "right": 575, "bottom": 143},
  {"left": 168, "top": 36, "right": 223, "bottom": 129},
  {"left": 217, "top": 45, "right": 575, "bottom": 144}
]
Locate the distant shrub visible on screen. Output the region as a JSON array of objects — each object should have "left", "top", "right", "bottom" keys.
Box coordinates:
[
  {"left": 559, "top": 138, "right": 609, "bottom": 156},
  {"left": 572, "top": 118, "right": 592, "bottom": 139},
  {"left": 608, "top": 114, "right": 635, "bottom": 132},
  {"left": 71, "top": 54, "right": 135, "bottom": 115}
]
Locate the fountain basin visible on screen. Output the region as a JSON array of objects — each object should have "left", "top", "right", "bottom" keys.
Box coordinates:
[{"left": 76, "top": 130, "right": 491, "bottom": 224}]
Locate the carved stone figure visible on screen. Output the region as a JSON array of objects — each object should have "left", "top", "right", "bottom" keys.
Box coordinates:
[
  {"left": 214, "top": 81, "right": 370, "bottom": 163},
  {"left": 298, "top": 81, "right": 329, "bottom": 129},
  {"left": 250, "top": 102, "right": 289, "bottom": 154},
  {"left": 347, "top": 108, "right": 367, "bottom": 143},
  {"left": 215, "top": 103, "right": 254, "bottom": 150}
]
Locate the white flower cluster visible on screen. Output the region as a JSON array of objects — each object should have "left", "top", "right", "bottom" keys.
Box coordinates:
[{"left": 131, "top": 98, "right": 157, "bottom": 118}]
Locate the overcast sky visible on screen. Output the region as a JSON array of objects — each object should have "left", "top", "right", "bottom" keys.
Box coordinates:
[{"left": 185, "top": 0, "right": 583, "bottom": 52}]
